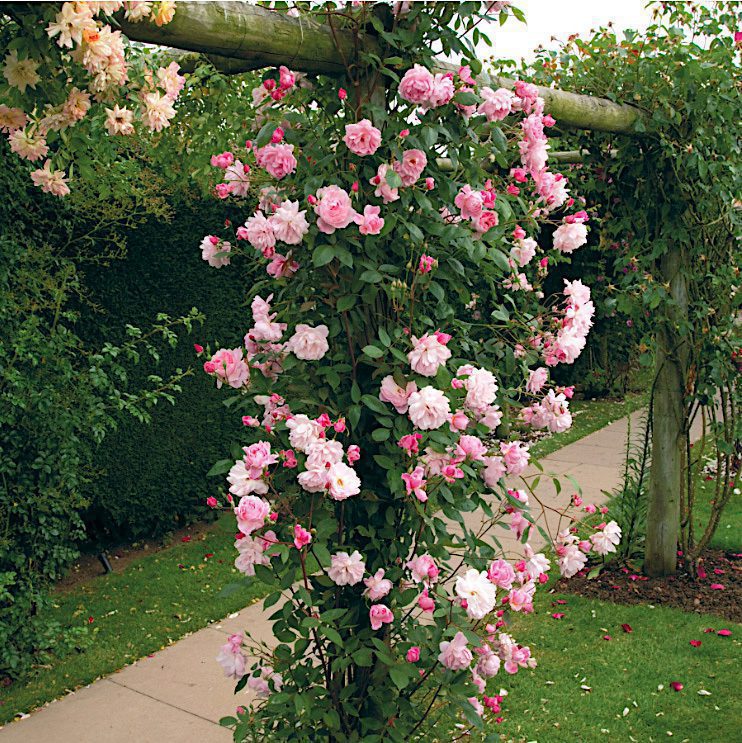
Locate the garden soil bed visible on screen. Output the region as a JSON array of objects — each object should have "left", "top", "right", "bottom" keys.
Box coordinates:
[{"left": 556, "top": 549, "right": 742, "bottom": 622}]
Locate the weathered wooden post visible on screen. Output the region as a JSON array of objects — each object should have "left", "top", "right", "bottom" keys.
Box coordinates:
[{"left": 644, "top": 245, "right": 689, "bottom": 576}]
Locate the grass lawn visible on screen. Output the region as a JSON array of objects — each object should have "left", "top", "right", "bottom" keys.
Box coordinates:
[
  {"left": 529, "top": 391, "right": 647, "bottom": 459},
  {"left": 692, "top": 467, "right": 741, "bottom": 552},
  {"left": 0, "top": 514, "right": 264, "bottom": 725},
  {"left": 502, "top": 592, "right": 741, "bottom": 742}
]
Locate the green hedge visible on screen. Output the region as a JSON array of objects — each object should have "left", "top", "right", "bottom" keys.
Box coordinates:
[{"left": 80, "top": 200, "right": 252, "bottom": 543}]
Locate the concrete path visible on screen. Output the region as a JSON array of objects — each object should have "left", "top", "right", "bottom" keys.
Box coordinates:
[{"left": 0, "top": 408, "right": 702, "bottom": 742}]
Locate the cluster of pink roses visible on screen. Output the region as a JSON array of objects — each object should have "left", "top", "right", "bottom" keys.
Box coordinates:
[
  {"left": 539, "top": 278, "right": 595, "bottom": 366},
  {"left": 202, "top": 294, "right": 329, "bottom": 389},
  {"left": 398, "top": 64, "right": 455, "bottom": 109}
]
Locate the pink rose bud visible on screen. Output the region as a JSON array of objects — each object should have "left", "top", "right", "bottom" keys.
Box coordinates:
[
  {"left": 194, "top": 343, "right": 203, "bottom": 353},
  {"left": 578, "top": 540, "right": 592, "bottom": 553},
  {"left": 425, "top": 177, "right": 435, "bottom": 190},
  {"left": 351, "top": 181, "right": 359, "bottom": 193},
  {"left": 539, "top": 257, "right": 549, "bottom": 268},
  {"left": 406, "top": 646, "right": 420, "bottom": 662},
  {"left": 338, "top": 88, "right": 347, "bottom": 100},
  {"left": 245, "top": 140, "right": 252, "bottom": 150},
  {"left": 538, "top": 572, "right": 549, "bottom": 584},
  {"left": 206, "top": 496, "right": 218, "bottom": 508},
  {"left": 203, "top": 361, "right": 216, "bottom": 374},
  {"left": 507, "top": 184, "right": 520, "bottom": 195},
  {"left": 543, "top": 114, "right": 556, "bottom": 127},
  {"left": 400, "top": 128, "right": 410, "bottom": 138},
  {"left": 512, "top": 225, "right": 526, "bottom": 240},
  {"left": 269, "top": 512, "right": 279, "bottom": 522},
  {"left": 263, "top": 79, "right": 276, "bottom": 91},
  {"left": 451, "top": 378, "right": 464, "bottom": 389},
  {"left": 347, "top": 444, "right": 360, "bottom": 463},
  {"left": 307, "top": 194, "right": 317, "bottom": 205},
  {"left": 271, "top": 127, "right": 284, "bottom": 143},
  {"left": 334, "top": 418, "right": 346, "bottom": 433},
  {"left": 584, "top": 504, "right": 597, "bottom": 514}
]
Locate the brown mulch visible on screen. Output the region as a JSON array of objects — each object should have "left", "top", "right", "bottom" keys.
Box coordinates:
[{"left": 556, "top": 549, "right": 742, "bottom": 623}]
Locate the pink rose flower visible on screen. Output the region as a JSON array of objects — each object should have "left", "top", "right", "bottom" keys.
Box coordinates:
[
  {"left": 500, "top": 441, "right": 530, "bottom": 475},
  {"left": 268, "top": 200, "right": 309, "bottom": 245},
  {"left": 393, "top": 149, "right": 427, "bottom": 186},
  {"left": 456, "top": 435, "right": 487, "bottom": 462},
  {"left": 242, "top": 442, "right": 279, "bottom": 478},
  {"left": 406, "top": 646, "right": 420, "bottom": 663},
  {"left": 370, "top": 163, "right": 400, "bottom": 203},
  {"left": 481, "top": 455, "right": 506, "bottom": 487},
  {"left": 464, "top": 367, "right": 498, "bottom": 413},
  {"left": 314, "top": 185, "right": 356, "bottom": 234},
  {"left": 329, "top": 550, "right": 365, "bottom": 585},
  {"left": 428, "top": 73, "right": 455, "bottom": 108},
  {"left": 343, "top": 118, "right": 382, "bottom": 156},
  {"left": 208, "top": 347, "right": 249, "bottom": 388},
  {"left": 454, "top": 184, "right": 484, "bottom": 220},
  {"left": 478, "top": 86, "right": 516, "bottom": 121},
  {"left": 200, "top": 235, "right": 231, "bottom": 268},
  {"left": 287, "top": 324, "right": 329, "bottom": 360},
  {"left": 266, "top": 253, "right": 299, "bottom": 278},
  {"left": 401, "top": 466, "right": 428, "bottom": 502},
  {"left": 379, "top": 375, "right": 417, "bottom": 414},
  {"left": 473, "top": 210, "right": 498, "bottom": 234},
  {"left": 256, "top": 143, "right": 297, "bottom": 179},
  {"left": 354, "top": 204, "right": 385, "bottom": 235},
  {"left": 526, "top": 367, "right": 548, "bottom": 394},
  {"left": 399, "top": 64, "right": 434, "bottom": 104},
  {"left": 408, "top": 333, "right": 451, "bottom": 377},
  {"left": 216, "top": 633, "right": 246, "bottom": 678},
  {"left": 293, "top": 524, "right": 312, "bottom": 549},
  {"left": 326, "top": 462, "right": 361, "bottom": 500},
  {"left": 244, "top": 212, "right": 276, "bottom": 255},
  {"left": 369, "top": 604, "right": 394, "bottom": 631},
  {"left": 406, "top": 553, "right": 439, "bottom": 584},
  {"left": 363, "top": 569, "right": 393, "bottom": 601},
  {"left": 408, "top": 386, "right": 451, "bottom": 430},
  {"left": 438, "top": 631, "right": 472, "bottom": 671},
  {"left": 553, "top": 222, "right": 588, "bottom": 253},
  {"left": 487, "top": 559, "right": 516, "bottom": 590},
  {"left": 234, "top": 495, "right": 271, "bottom": 535},
  {"left": 210, "top": 151, "right": 234, "bottom": 169}
]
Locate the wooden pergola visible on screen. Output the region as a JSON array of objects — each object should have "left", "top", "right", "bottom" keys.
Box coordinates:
[{"left": 110, "top": 2, "right": 684, "bottom": 576}]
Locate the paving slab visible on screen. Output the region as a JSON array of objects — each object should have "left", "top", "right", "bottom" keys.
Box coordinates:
[{"left": 0, "top": 679, "right": 228, "bottom": 743}]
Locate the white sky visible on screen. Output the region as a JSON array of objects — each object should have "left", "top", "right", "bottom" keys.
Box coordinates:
[{"left": 477, "top": 0, "right": 655, "bottom": 63}]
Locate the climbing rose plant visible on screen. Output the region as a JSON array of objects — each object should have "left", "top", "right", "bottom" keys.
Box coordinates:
[
  {"left": 0, "top": 1, "right": 179, "bottom": 195},
  {"left": 193, "top": 4, "right": 621, "bottom": 739}
]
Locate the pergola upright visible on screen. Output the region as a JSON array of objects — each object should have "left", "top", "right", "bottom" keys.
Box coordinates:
[{"left": 119, "top": 1, "right": 688, "bottom": 577}]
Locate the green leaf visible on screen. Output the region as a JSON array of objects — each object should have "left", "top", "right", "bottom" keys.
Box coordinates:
[
  {"left": 389, "top": 666, "right": 409, "bottom": 690},
  {"left": 362, "top": 345, "right": 385, "bottom": 359},
  {"left": 337, "top": 295, "right": 357, "bottom": 312},
  {"left": 371, "top": 428, "right": 391, "bottom": 441},
  {"left": 313, "top": 245, "right": 335, "bottom": 267},
  {"left": 206, "top": 459, "right": 232, "bottom": 476}
]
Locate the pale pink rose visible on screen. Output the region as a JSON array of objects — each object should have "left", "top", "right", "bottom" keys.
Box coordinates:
[
  {"left": 408, "top": 386, "right": 451, "bottom": 430},
  {"left": 473, "top": 210, "right": 498, "bottom": 234},
  {"left": 487, "top": 559, "right": 516, "bottom": 590},
  {"left": 590, "top": 520, "right": 622, "bottom": 556},
  {"left": 286, "top": 414, "right": 324, "bottom": 453},
  {"left": 224, "top": 159, "right": 251, "bottom": 197},
  {"left": 454, "top": 184, "right": 483, "bottom": 220},
  {"left": 269, "top": 200, "right": 309, "bottom": 245},
  {"left": 216, "top": 633, "right": 246, "bottom": 679},
  {"left": 507, "top": 582, "right": 535, "bottom": 613},
  {"left": 329, "top": 550, "right": 365, "bottom": 585},
  {"left": 464, "top": 368, "right": 498, "bottom": 412},
  {"left": 476, "top": 645, "right": 501, "bottom": 678},
  {"left": 369, "top": 604, "right": 394, "bottom": 631},
  {"left": 370, "top": 164, "right": 399, "bottom": 204},
  {"left": 141, "top": 91, "right": 175, "bottom": 132},
  {"left": 456, "top": 568, "right": 497, "bottom": 619},
  {"left": 401, "top": 466, "right": 427, "bottom": 502},
  {"left": 208, "top": 347, "right": 249, "bottom": 388},
  {"left": 479, "top": 405, "right": 503, "bottom": 430},
  {"left": 399, "top": 64, "right": 434, "bottom": 104},
  {"left": 478, "top": 86, "right": 516, "bottom": 121},
  {"left": 511, "top": 237, "right": 538, "bottom": 267},
  {"left": 287, "top": 324, "right": 329, "bottom": 360},
  {"left": 354, "top": 204, "right": 385, "bottom": 235},
  {"left": 242, "top": 442, "right": 279, "bottom": 478},
  {"left": 343, "top": 118, "right": 382, "bottom": 156},
  {"left": 379, "top": 375, "right": 417, "bottom": 414},
  {"left": 305, "top": 439, "right": 344, "bottom": 469},
  {"left": 406, "top": 553, "right": 439, "bottom": 584},
  {"left": 557, "top": 542, "right": 587, "bottom": 577},
  {"left": 408, "top": 333, "right": 451, "bottom": 377},
  {"left": 227, "top": 461, "right": 270, "bottom": 497},
  {"left": 428, "top": 73, "right": 455, "bottom": 108},
  {"left": 244, "top": 212, "right": 276, "bottom": 255},
  {"left": 393, "top": 149, "right": 427, "bottom": 186},
  {"left": 234, "top": 535, "right": 270, "bottom": 576},
  {"left": 481, "top": 455, "right": 506, "bottom": 487},
  {"left": 456, "top": 435, "right": 487, "bottom": 462},
  {"left": 297, "top": 467, "right": 328, "bottom": 493},
  {"left": 363, "top": 569, "right": 392, "bottom": 601},
  {"left": 267, "top": 253, "right": 299, "bottom": 278},
  {"left": 9, "top": 129, "right": 48, "bottom": 161},
  {"left": 326, "top": 462, "right": 361, "bottom": 500},
  {"left": 438, "top": 632, "right": 473, "bottom": 671},
  {"left": 234, "top": 495, "right": 271, "bottom": 535},
  {"left": 256, "top": 143, "right": 297, "bottom": 179},
  {"left": 553, "top": 222, "right": 587, "bottom": 253},
  {"left": 210, "top": 151, "right": 234, "bottom": 169},
  {"left": 30, "top": 160, "right": 69, "bottom": 197},
  {"left": 314, "top": 185, "right": 356, "bottom": 234},
  {"left": 246, "top": 666, "right": 283, "bottom": 698},
  {"left": 500, "top": 441, "right": 530, "bottom": 475},
  {"left": 526, "top": 367, "right": 548, "bottom": 394},
  {"left": 0, "top": 104, "right": 27, "bottom": 133}
]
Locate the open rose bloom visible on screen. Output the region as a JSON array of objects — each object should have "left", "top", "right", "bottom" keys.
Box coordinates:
[{"left": 192, "top": 4, "right": 612, "bottom": 739}]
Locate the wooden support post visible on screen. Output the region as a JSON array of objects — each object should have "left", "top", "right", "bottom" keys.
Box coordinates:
[{"left": 645, "top": 245, "right": 690, "bottom": 576}]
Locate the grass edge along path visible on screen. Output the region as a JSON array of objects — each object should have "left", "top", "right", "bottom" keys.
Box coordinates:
[{"left": 0, "top": 393, "right": 646, "bottom": 726}]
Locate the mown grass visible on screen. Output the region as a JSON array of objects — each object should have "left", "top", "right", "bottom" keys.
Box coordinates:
[
  {"left": 0, "top": 513, "right": 264, "bottom": 725},
  {"left": 502, "top": 592, "right": 740, "bottom": 742}
]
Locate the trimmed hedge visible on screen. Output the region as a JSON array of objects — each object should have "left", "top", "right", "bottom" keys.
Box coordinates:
[{"left": 79, "top": 200, "right": 252, "bottom": 543}]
